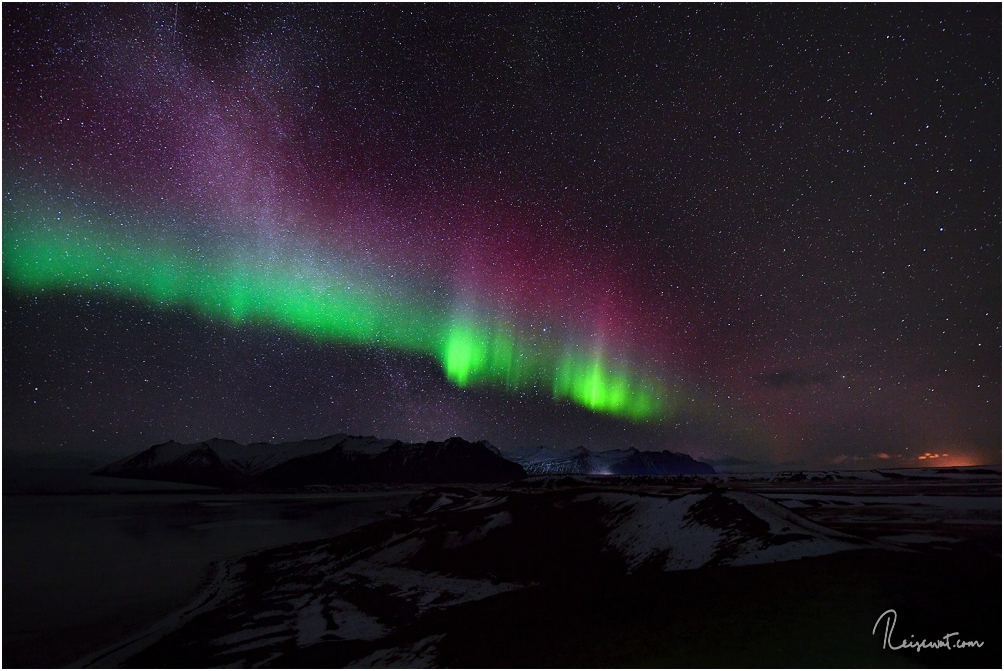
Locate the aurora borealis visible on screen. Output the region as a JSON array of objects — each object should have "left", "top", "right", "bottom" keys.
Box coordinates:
[
  {"left": 4, "top": 197, "right": 669, "bottom": 420},
  {"left": 4, "top": 4, "right": 1000, "bottom": 469}
]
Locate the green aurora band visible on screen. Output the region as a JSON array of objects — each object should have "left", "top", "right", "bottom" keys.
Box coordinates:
[{"left": 3, "top": 200, "right": 675, "bottom": 421}]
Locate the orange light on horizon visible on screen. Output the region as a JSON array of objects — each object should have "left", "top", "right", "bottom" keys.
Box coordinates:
[
  {"left": 914, "top": 448, "right": 988, "bottom": 467},
  {"left": 917, "top": 452, "right": 947, "bottom": 460}
]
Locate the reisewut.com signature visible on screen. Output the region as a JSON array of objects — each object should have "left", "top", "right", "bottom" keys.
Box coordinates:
[{"left": 873, "top": 609, "right": 985, "bottom": 651}]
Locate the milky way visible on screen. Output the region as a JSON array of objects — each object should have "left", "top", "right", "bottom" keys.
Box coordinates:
[
  {"left": 4, "top": 3, "right": 683, "bottom": 424},
  {"left": 3, "top": 5, "right": 999, "bottom": 468}
]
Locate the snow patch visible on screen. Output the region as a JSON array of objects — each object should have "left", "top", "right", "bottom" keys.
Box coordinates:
[
  {"left": 347, "top": 634, "right": 445, "bottom": 668},
  {"left": 327, "top": 598, "right": 389, "bottom": 641},
  {"left": 597, "top": 492, "right": 722, "bottom": 570},
  {"left": 295, "top": 596, "right": 327, "bottom": 646},
  {"left": 594, "top": 489, "right": 866, "bottom": 572},
  {"left": 443, "top": 511, "right": 513, "bottom": 549}
]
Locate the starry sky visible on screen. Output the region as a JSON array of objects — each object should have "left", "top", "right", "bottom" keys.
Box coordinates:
[{"left": 3, "top": 4, "right": 1000, "bottom": 470}]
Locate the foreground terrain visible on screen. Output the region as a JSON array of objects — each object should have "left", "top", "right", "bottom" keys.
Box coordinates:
[{"left": 69, "top": 467, "right": 999, "bottom": 668}]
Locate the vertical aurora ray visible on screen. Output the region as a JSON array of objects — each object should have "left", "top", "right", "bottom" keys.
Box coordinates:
[{"left": 3, "top": 193, "right": 675, "bottom": 421}]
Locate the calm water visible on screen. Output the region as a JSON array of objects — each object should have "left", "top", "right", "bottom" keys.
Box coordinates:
[{"left": 3, "top": 489, "right": 417, "bottom": 667}]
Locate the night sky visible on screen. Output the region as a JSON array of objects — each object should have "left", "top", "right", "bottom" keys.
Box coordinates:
[{"left": 3, "top": 4, "right": 1000, "bottom": 470}]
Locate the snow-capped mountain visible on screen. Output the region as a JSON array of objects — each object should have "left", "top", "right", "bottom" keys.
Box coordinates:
[
  {"left": 93, "top": 435, "right": 526, "bottom": 488},
  {"left": 81, "top": 482, "right": 880, "bottom": 668},
  {"left": 504, "top": 445, "right": 715, "bottom": 475}
]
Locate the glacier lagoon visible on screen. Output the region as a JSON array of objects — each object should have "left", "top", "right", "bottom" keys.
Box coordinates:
[{"left": 3, "top": 483, "right": 415, "bottom": 667}]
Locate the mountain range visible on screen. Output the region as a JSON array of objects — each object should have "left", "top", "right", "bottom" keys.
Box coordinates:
[
  {"left": 93, "top": 435, "right": 526, "bottom": 488},
  {"left": 92, "top": 434, "right": 715, "bottom": 488},
  {"left": 503, "top": 444, "right": 715, "bottom": 475}
]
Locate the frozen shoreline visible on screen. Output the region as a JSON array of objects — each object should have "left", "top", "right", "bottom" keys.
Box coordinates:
[{"left": 3, "top": 491, "right": 417, "bottom": 668}]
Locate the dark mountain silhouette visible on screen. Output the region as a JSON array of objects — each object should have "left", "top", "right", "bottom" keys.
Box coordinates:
[
  {"left": 261, "top": 436, "right": 527, "bottom": 486},
  {"left": 93, "top": 434, "right": 526, "bottom": 488}
]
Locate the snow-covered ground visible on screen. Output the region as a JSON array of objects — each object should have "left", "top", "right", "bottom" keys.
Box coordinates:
[
  {"left": 592, "top": 489, "right": 870, "bottom": 571},
  {"left": 77, "top": 483, "right": 885, "bottom": 667}
]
